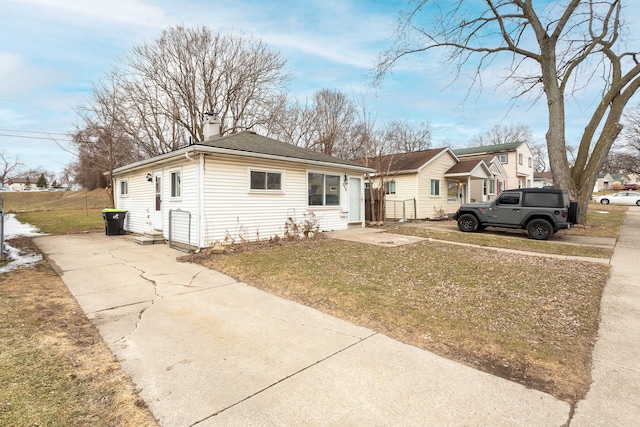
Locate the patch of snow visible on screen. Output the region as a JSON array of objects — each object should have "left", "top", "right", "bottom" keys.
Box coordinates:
[{"left": 1, "top": 213, "right": 47, "bottom": 274}]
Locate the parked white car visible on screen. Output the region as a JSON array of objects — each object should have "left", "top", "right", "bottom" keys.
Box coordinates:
[{"left": 592, "top": 191, "right": 640, "bottom": 206}]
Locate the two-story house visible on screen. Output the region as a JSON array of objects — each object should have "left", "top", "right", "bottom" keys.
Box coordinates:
[{"left": 453, "top": 142, "right": 534, "bottom": 190}]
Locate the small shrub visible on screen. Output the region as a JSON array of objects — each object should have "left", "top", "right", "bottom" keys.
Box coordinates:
[{"left": 284, "top": 212, "right": 320, "bottom": 240}]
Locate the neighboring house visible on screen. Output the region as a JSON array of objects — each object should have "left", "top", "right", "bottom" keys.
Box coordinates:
[
  {"left": 627, "top": 173, "right": 640, "bottom": 186},
  {"left": 594, "top": 173, "right": 614, "bottom": 192},
  {"left": 533, "top": 171, "right": 554, "bottom": 188},
  {"left": 453, "top": 142, "right": 535, "bottom": 190},
  {"left": 6, "top": 177, "right": 35, "bottom": 191},
  {"left": 112, "top": 116, "right": 373, "bottom": 249},
  {"left": 362, "top": 148, "right": 497, "bottom": 220},
  {"left": 610, "top": 173, "right": 628, "bottom": 187}
]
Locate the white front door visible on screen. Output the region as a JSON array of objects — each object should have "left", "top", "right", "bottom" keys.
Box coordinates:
[
  {"left": 348, "top": 177, "right": 362, "bottom": 223},
  {"left": 153, "top": 170, "right": 162, "bottom": 230}
]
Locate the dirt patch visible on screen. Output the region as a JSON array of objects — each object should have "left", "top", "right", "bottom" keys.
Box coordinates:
[{"left": 0, "top": 237, "right": 158, "bottom": 426}]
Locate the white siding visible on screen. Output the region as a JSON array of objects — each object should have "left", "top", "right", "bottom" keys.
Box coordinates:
[
  {"left": 115, "top": 152, "right": 363, "bottom": 248},
  {"left": 115, "top": 172, "right": 154, "bottom": 234},
  {"left": 202, "top": 154, "right": 354, "bottom": 245},
  {"left": 114, "top": 158, "right": 201, "bottom": 246},
  {"left": 163, "top": 161, "right": 200, "bottom": 247}
]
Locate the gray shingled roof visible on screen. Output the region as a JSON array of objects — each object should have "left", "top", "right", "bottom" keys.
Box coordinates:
[
  {"left": 453, "top": 141, "right": 524, "bottom": 156},
  {"left": 198, "top": 131, "right": 360, "bottom": 167}
]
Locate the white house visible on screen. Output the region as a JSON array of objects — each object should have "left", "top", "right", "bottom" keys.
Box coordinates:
[{"left": 112, "top": 116, "right": 373, "bottom": 249}]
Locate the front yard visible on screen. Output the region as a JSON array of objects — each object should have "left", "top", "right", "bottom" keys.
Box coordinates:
[{"left": 183, "top": 205, "right": 625, "bottom": 404}]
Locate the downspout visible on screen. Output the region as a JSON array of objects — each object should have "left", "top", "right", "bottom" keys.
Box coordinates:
[{"left": 184, "top": 151, "right": 204, "bottom": 250}]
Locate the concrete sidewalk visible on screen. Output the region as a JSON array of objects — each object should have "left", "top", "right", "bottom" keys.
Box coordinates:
[
  {"left": 570, "top": 208, "right": 640, "bottom": 425},
  {"left": 33, "top": 209, "right": 639, "bottom": 426}
]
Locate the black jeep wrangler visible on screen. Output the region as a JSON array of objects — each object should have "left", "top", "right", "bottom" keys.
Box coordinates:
[{"left": 453, "top": 188, "right": 578, "bottom": 240}]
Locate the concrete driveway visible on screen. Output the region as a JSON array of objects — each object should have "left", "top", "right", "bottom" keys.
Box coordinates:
[{"left": 35, "top": 233, "right": 571, "bottom": 426}]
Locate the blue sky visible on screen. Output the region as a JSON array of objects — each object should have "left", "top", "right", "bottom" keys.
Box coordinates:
[{"left": 1, "top": 0, "right": 638, "bottom": 177}]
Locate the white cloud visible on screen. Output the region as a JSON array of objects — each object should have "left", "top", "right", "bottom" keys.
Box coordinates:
[{"left": 6, "top": 0, "right": 166, "bottom": 27}]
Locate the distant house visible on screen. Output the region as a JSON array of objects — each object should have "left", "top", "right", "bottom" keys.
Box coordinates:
[
  {"left": 593, "top": 173, "right": 614, "bottom": 192},
  {"left": 453, "top": 142, "right": 535, "bottom": 189},
  {"left": 533, "top": 171, "right": 554, "bottom": 188},
  {"left": 112, "top": 116, "right": 373, "bottom": 249},
  {"left": 7, "top": 177, "right": 35, "bottom": 192},
  {"left": 362, "top": 148, "right": 499, "bottom": 220}
]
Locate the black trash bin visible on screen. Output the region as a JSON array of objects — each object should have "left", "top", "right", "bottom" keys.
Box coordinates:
[{"left": 102, "top": 209, "right": 128, "bottom": 235}]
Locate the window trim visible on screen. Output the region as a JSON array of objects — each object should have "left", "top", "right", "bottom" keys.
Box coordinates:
[
  {"left": 170, "top": 168, "right": 181, "bottom": 199},
  {"left": 249, "top": 168, "right": 284, "bottom": 193},
  {"left": 385, "top": 180, "right": 396, "bottom": 195},
  {"left": 119, "top": 179, "right": 128, "bottom": 197},
  {"left": 307, "top": 171, "right": 341, "bottom": 207},
  {"left": 519, "top": 153, "right": 524, "bottom": 165},
  {"left": 430, "top": 178, "right": 441, "bottom": 197},
  {"left": 498, "top": 154, "right": 508, "bottom": 164}
]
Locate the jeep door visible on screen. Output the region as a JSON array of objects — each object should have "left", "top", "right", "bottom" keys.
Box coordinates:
[{"left": 487, "top": 191, "right": 522, "bottom": 224}]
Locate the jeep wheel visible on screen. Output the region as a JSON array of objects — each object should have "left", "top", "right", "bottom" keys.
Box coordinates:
[
  {"left": 526, "top": 219, "right": 553, "bottom": 240},
  {"left": 457, "top": 214, "right": 479, "bottom": 232},
  {"left": 600, "top": 198, "right": 610, "bottom": 205}
]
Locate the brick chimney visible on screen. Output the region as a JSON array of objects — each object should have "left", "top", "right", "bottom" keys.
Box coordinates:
[{"left": 203, "top": 112, "right": 221, "bottom": 141}]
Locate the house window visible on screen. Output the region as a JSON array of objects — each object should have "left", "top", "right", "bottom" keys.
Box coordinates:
[
  {"left": 308, "top": 172, "right": 340, "bottom": 206},
  {"left": 519, "top": 153, "right": 524, "bottom": 165},
  {"left": 498, "top": 154, "right": 507, "bottom": 163},
  {"left": 170, "top": 170, "right": 181, "bottom": 198},
  {"left": 119, "top": 179, "right": 128, "bottom": 196},
  {"left": 250, "top": 169, "right": 283, "bottom": 191},
  {"left": 385, "top": 181, "right": 396, "bottom": 195},
  {"left": 430, "top": 178, "right": 440, "bottom": 196},
  {"left": 489, "top": 179, "right": 496, "bottom": 194},
  {"left": 528, "top": 157, "right": 532, "bottom": 168},
  {"left": 447, "top": 181, "right": 458, "bottom": 201}
]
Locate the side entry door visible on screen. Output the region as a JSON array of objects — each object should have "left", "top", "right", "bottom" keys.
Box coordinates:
[
  {"left": 348, "top": 177, "right": 362, "bottom": 223},
  {"left": 153, "top": 170, "right": 163, "bottom": 231}
]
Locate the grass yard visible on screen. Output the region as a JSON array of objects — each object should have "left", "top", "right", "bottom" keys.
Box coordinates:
[
  {"left": 0, "top": 238, "right": 157, "bottom": 426},
  {"left": 1, "top": 190, "right": 157, "bottom": 426}
]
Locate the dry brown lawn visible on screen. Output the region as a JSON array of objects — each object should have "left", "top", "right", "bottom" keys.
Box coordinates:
[{"left": 0, "top": 237, "right": 158, "bottom": 426}]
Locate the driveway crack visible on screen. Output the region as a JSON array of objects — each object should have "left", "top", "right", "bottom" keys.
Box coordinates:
[{"left": 189, "top": 332, "right": 378, "bottom": 426}]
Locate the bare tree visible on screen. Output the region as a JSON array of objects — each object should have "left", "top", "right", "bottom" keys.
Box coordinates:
[
  {"left": 310, "top": 89, "right": 357, "bottom": 157},
  {"left": 0, "top": 152, "right": 23, "bottom": 187},
  {"left": 529, "top": 143, "right": 549, "bottom": 173},
  {"left": 376, "top": 1, "right": 640, "bottom": 223},
  {"left": 381, "top": 120, "right": 432, "bottom": 153},
  {"left": 265, "top": 88, "right": 357, "bottom": 158},
  {"left": 612, "top": 104, "right": 640, "bottom": 174},
  {"left": 71, "top": 120, "right": 141, "bottom": 205},
  {"left": 264, "top": 96, "right": 319, "bottom": 149},
  {"left": 75, "top": 26, "right": 290, "bottom": 165},
  {"left": 469, "top": 123, "right": 532, "bottom": 147}
]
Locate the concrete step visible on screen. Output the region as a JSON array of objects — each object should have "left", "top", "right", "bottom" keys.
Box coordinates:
[{"left": 134, "top": 231, "right": 165, "bottom": 245}]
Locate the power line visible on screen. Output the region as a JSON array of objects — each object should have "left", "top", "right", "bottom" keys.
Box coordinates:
[
  {"left": 0, "top": 133, "right": 75, "bottom": 143},
  {"left": 0, "top": 128, "right": 71, "bottom": 136}
]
